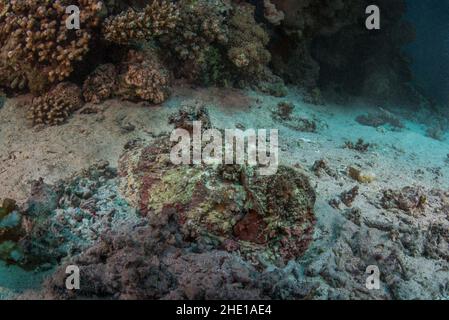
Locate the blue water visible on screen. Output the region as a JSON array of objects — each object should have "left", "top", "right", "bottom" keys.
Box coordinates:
[{"left": 405, "top": 0, "right": 449, "bottom": 105}]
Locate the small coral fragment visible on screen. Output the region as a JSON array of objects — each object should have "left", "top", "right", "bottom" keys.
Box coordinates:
[
  {"left": 340, "top": 186, "right": 359, "bottom": 207},
  {"left": 348, "top": 166, "right": 376, "bottom": 183},
  {"left": 263, "top": 0, "right": 285, "bottom": 26},
  {"left": 344, "top": 138, "right": 374, "bottom": 153},
  {"left": 83, "top": 63, "right": 117, "bottom": 104},
  {"left": 168, "top": 100, "right": 212, "bottom": 132},
  {"left": 381, "top": 187, "right": 427, "bottom": 215},
  {"left": 27, "top": 82, "right": 83, "bottom": 126}
]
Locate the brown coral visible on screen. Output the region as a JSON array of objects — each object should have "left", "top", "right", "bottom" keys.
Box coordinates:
[
  {"left": 82, "top": 63, "right": 117, "bottom": 104},
  {"left": 102, "top": 0, "right": 179, "bottom": 45},
  {"left": 27, "top": 82, "right": 83, "bottom": 126},
  {"left": 0, "top": 60, "right": 27, "bottom": 91},
  {"left": 159, "top": 0, "right": 230, "bottom": 81},
  {"left": 381, "top": 187, "right": 427, "bottom": 215},
  {"left": 0, "top": 0, "right": 102, "bottom": 93},
  {"left": 227, "top": 4, "right": 271, "bottom": 78},
  {"left": 117, "top": 49, "right": 171, "bottom": 104}
]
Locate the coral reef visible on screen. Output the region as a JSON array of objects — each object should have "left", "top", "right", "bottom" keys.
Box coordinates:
[
  {"left": 0, "top": 0, "right": 103, "bottom": 93},
  {"left": 0, "top": 161, "right": 138, "bottom": 268},
  {"left": 102, "top": 0, "right": 179, "bottom": 45},
  {"left": 39, "top": 214, "right": 318, "bottom": 300},
  {"left": 0, "top": 0, "right": 432, "bottom": 111},
  {"left": 1, "top": 0, "right": 449, "bottom": 302},
  {"left": 27, "top": 82, "right": 83, "bottom": 125},
  {"left": 41, "top": 223, "right": 270, "bottom": 299},
  {"left": 0, "top": 0, "right": 427, "bottom": 117},
  {"left": 227, "top": 3, "right": 271, "bottom": 79},
  {"left": 159, "top": 0, "right": 230, "bottom": 83}
]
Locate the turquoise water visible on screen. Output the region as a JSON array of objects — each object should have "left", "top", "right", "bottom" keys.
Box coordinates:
[{"left": 406, "top": 0, "right": 449, "bottom": 105}]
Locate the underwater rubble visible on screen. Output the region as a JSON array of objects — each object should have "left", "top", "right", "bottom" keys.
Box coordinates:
[
  {"left": 2, "top": 142, "right": 318, "bottom": 299},
  {"left": 0, "top": 126, "right": 447, "bottom": 299}
]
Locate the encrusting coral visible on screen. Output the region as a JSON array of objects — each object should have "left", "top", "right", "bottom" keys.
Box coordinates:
[
  {"left": 102, "top": 0, "right": 179, "bottom": 45},
  {"left": 82, "top": 63, "right": 117, "bottom": 104},
  {"left": 0, "top": 0, "right": 103, "bottom": 94},
  {"left": 159, "top": 0, "right": 272, "bottom": 85},
  {"left": 159, "top": 0, "right": 230, "bottom": 82},
  {"left": 227, "top": 3, "right": 271, "bottom": 79},
  {"left": 27, "top": 82, "right": 83, "bottom": 125}
]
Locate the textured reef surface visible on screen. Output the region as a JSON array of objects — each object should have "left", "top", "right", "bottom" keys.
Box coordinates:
[{"left": 1, "top": 0, "right": 449, "bottom": 300}]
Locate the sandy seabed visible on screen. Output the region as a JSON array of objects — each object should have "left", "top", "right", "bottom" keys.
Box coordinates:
[{"left": 1, "top": 86, "right": 449, "bottom": 299}]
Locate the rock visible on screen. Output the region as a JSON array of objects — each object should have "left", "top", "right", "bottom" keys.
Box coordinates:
[
  {"left": 274, "top": 101, "right": 294, "bottom": 120},
  {"left": 348, "top": 166, "right": 376, "bottom": 183},
  {"left": 0, "top": 93, "right": 5, "bottom": 109},
  {"left": 381, "top": 187, "right": 427, "bottom": 215},
  {"left": 340, "top": 186, "right": 359, "bottom": 207},
  {"left": 0, "top": 198, "right": 16, "bottom": 219},
  {"left": 168, "top": 101, "right": 211, "bottom": 132},
  {"left": 118, "top": 136, "right": 317, "bottom": 266}
]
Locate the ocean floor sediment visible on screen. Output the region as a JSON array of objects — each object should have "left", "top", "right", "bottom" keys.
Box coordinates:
[{"left": 1, "top": 85, "right": 448, "bottom": 299}]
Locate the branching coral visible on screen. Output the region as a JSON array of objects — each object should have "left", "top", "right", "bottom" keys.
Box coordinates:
[
  {"left": 0, "top": 0, "right": 102, "bottom": 94},
  {"left": 159, "top": 0, "right": 271, "bottom": 84},
  {"left": 0, "top": 61, "right": 27, "bottom": 91},
  {"left": 27, "top": 82, "right": 83, "bottom": 125},
  {"left": 83, "top": 49, "right": 172, "bottom": 105},
  {"left": 117, "top": 49, "right": 171, "bottom": 104},
  {"left": 102, "top": 0, "right": 179, "bottom": 45}
]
